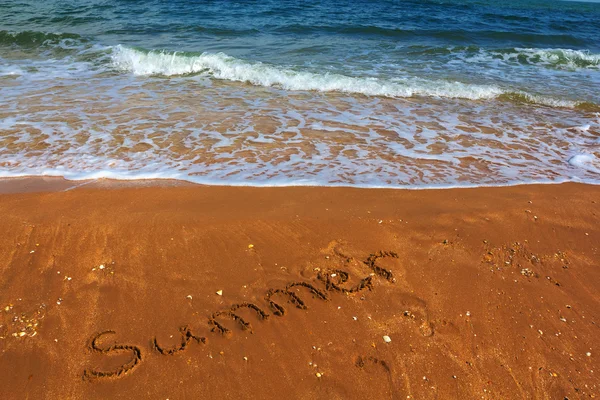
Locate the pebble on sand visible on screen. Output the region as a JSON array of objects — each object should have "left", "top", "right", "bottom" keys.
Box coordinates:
[
  {"left": 216, "top": 290, "right": 223, "bottom": 296},
  {"left": 383, "top": 335, "right": 392, "bottom": 343}
]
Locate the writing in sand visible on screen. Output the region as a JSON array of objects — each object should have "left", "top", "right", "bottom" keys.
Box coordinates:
[{"left": 82, "top": 250, "right": 406, "bottom": 381}]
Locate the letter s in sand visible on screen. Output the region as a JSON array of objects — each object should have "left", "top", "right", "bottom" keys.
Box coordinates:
[{"left": 83, "top": 330, "right": 142, "bottom": 381}]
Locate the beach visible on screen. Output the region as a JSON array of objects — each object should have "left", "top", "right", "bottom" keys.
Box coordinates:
[
  {"left": 2, "top": 0, "right": 600, "bottom": 398},
  {"left": 0, "top": 179, "right": 598, "bottom": 399},
  {"left": 1, "top": 1, "right": 599, "bottom": 187}
]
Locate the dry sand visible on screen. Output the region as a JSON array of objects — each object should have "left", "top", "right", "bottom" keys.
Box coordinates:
[{"left": 0, "top": 179, "right": 599, "bottom": 399}]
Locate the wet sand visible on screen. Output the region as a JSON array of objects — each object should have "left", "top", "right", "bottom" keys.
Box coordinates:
[{"left": 0, "top": 179, "right": 599, "bottom": 399}]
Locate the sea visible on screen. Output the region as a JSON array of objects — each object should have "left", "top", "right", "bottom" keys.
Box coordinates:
[{"left": 1, "top": 0, "right": 599, "bottom": 188}]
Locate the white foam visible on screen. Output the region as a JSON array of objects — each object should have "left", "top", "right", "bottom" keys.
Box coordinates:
[
  {"left": 515, "top": 91, "right": 580, "bottom": 109},
  {"left": 569, "top": 154, "right": 600, "bottom": 174},
  {"left": 0, "top": 57, "right": 97, "bottom": 80},
  {"left": 109, "top": 46, "right": 596, "bottom": 108},
  {"left": 110, "top": 45, "right": 505, "bottom": 100},
  {"left": 0, "top": 168, "right": 590, "bottom": 190},
  {"left": 575, "top": 124, "right": 591, "bottom": 132},
  {"left": 460, "top": 47, "right": 600, "bottom": 70},
  {"left": 1, "top": 97, "right": 598, "bottom": 189},
  {"left": 2, "top": 44, "right": 599, "bottom": 190},
  {"left": 512, "top": 48, "right": 600, "bottom": 70},
  {"left": 0, "top": 64, "right": 24, "bottom": 76}
]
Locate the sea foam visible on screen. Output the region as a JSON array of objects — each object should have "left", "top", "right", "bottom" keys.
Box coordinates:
[
  {"left": 569, "top": 154, "right": 600, "bottom": 174},
  {"left": 502, "top": 48, "right": 600, "bottom": 70},
  {"left": 109, "top": 45, "right": 594, "bottom": 109},
  {"left": 110, "top": 45, "right": 504, "bottom": 100}
]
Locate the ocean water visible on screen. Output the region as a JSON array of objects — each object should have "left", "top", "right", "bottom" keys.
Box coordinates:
[{"left": 0, "top": 0, "right": 599, "bottom": 188}]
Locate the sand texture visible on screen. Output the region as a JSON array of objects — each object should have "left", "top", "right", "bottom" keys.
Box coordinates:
[{"left": 0, "top": 181, "right": 599, "bottom": 399}]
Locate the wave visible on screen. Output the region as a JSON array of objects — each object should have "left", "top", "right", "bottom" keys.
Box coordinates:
[
  {"left": 0, "top": 30, "right": 85, "bottom": 48},
  {"left": 406, "top": 45, "right": 600, "bottom": 70},
  {"left": 110, "top": 45, "right": 596, "bottom": 108},
  {"left": 497, "top": 92, "right": 599, "bottom": 110},
  {"left": 4, "top": 29, "right": 597, "bottom": 72},
  {"left": 110, "top": 45, "right": 503, "bottom": 100},
  {"left": 490, "top": 47, "right": 600, "bottom": 70}
]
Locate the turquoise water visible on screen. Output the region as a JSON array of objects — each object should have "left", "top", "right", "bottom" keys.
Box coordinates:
[{"left": 0, "top": 0, "right": 599, "bottom": 187}]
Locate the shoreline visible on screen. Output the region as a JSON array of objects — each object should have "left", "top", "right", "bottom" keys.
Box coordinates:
[
  {"left": 1, "top": 175, "right": 599, "bottom": 195},
  {"left": 0, "top": 181, "right": 599, "bottom": 398}
]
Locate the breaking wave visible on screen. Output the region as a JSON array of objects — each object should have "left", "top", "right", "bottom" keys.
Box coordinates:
[
  {"left": 486, "top": 47, "right": 600, "bottom": 70},
  {"left": 0, "top": 30, "right": 86, "bottom": 48},
  {"left": 110, "top": 45, "right": 595, "bottom": 108},
  {"left": 110, "top": 45, "right": 503, "bottom": 100}
]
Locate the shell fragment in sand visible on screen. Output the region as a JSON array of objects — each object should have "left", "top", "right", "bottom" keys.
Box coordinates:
[
  {"left": 383, "top": 335, "right": 392, "bottom": 343},
  {"left": 216, "top": 290, "right": 223, "bottom": 296}
]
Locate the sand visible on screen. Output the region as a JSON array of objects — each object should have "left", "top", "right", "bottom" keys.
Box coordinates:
[{"left": 0, "top": 179, "right": 598, "bottom": 399}]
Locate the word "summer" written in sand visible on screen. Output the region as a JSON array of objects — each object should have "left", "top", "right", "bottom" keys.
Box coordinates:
[{"left": 82, "top": 250, "right": 406, "bottom": 381}]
